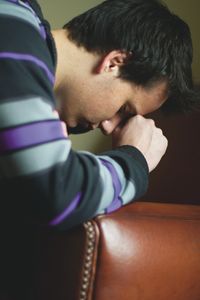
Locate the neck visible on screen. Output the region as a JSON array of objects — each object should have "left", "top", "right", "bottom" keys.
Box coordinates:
[
  {"left": 52, "top": 29, "right": 94, "bottom": 92},
  {"left": 51, "top": 29, "right": 102, "bottom": 98},
  {"left": 51, "top": 29, "right": 71, "bottom": 93}
]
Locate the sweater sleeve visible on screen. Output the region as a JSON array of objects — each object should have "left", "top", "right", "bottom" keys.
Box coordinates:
[{"left": 0, "top": 2, "right": 149, "bottom": 230}]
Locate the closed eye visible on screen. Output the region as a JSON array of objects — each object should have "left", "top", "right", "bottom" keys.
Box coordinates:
[{"left": 118, "top": 104, "right": 135, "bottom": 119}]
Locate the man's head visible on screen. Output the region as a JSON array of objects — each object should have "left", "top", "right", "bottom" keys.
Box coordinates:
[{"left": 54, "top": 0, "right": 198, "bottom": 134}]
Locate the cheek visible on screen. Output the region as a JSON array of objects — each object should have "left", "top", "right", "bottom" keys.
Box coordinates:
[
  {"left": 85, "top": 96, "right": 120, "bottom": 119},
  {"left": 99, "top": 102, "right": 122, "bottom": 121}
]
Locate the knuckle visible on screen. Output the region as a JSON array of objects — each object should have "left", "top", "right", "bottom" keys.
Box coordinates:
[
  {"left": 163, "top": 136, "right": 168, "bottom": 148},
  {"left": 148, "top": 119, "right": 155, "bottom": 126},
  {"left": 135, "top": 114, "right": 143, "bottom": 121},
  {"left": 157, "top": 128, "right": 163, "bottom": 135}
]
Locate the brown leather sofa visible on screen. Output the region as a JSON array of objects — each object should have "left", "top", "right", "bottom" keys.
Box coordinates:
[
  {"left": 0, "top": 110, "right": 200, "bottom": 300},
  {"left": 32, "top": 201, "right": 200, "bottom": 300}
]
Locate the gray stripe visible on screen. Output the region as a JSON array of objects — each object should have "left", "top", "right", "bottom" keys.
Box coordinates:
[
  {"left": 78, "top": 151, "right": 115, "bottom": 213},
  {"left": 79, "top": 151, "right": 136, "bottom": 214},
  {"left": 0, "top": 139, "right": 71, "bottom": 178},
  {"left": 0, "top": 97, "right": 57, "bottom": 128},
  {"left": 0, "top": 0, "right": 40, "bottom": 32},
  {"left": 97, "top": 155, "right": 136, "bottom": 206}
]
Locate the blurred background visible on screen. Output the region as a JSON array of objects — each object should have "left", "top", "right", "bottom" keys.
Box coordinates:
[{"left": 38, "top": 0, "right": 200, "bottom": 154}]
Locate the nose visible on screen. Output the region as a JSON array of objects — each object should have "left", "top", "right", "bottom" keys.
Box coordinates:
[
  {"left": 100, "top": 114, "right": 123, "bottom": 135},
  {"left": 91, "top": 123, "right": 100, "bottom": 130}
]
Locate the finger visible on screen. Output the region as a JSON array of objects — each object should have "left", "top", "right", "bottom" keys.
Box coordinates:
[
  {"left": 61, "top": 121, "right": 68, "bottom": 137},
  {"left": 52, "top": 110, "right": 59, "bottom": 118}
]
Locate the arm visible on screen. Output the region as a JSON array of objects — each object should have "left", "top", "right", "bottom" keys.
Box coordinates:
[{"left": 0, "top": 6, "right": 148, "bottom": 230}]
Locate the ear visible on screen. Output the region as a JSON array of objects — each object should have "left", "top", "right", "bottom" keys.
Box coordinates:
[{"left": 95, "top": 50, "right": 131, "bottom": 76}]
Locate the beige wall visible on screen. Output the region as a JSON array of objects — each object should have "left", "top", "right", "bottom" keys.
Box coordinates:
[
  {"left": 38, "top": 0, "right": 102, "bottom": 28},
  {"left": 164, "top": 0, "right": 199, "bottom": 83},
  {"left": 38, "top": 0, "right": 200, "bottom": 153}
]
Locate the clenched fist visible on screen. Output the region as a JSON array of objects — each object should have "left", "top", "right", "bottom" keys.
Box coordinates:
[{"left": 112, "top": 115, "right": 168, "bottom": 172}]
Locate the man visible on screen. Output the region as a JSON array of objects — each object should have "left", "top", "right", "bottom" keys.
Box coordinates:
[{"left": 0, "top": 0, "right": 198, "bottom": 230}]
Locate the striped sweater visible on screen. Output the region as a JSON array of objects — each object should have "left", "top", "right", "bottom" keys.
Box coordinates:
[{"left": 0, "top": 0, "right": 149, "bottom": 230}]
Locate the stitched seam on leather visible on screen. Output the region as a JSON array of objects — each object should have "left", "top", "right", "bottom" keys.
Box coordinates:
[{"left": 79, "top": 221, "right": 99, "bottom": 300}]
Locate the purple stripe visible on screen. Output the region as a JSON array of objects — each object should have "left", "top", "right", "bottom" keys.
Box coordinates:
[
  {"left": 0, "top": 121, "right": 67, "bottom": 154},
  {"left": 0, "top": 52, "right": 55, "bottom": 84},
  {"left": 40, "top": 25, "right": 47, "bottom": 39},
  {"left": 106, "top": 197, "right": 122, "bottom": 213},
  {"left": 100, "top": 159, "right": 122, "bottom": 213},
  {"left": 49, "top": 192, "right": 82, "bottom": 226}
]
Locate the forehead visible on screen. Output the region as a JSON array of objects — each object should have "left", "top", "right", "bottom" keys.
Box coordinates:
[{"left": 129, "top": 80, "right": 169, "bottom": 115}]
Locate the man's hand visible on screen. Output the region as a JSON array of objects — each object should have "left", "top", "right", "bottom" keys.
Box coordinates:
[
  {"left": 53, "top": 110, "right": 68, "bottom": 137},
  {"left": 112, "top": 115, "right": 168, "bottom": 172}
]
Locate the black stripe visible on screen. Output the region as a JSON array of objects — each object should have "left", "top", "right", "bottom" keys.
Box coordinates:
[
  {"left": 0, "top": 16, "right": 55, "bottom": 72},
  {"left": 0, "top": 150, "right": 102, "bottom": 230},
  {"left": 0, "top": 58, "right": 55, "bottom": 103}
]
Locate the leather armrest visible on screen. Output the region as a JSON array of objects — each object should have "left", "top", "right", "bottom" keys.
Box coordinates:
[{"left": 32, "top": 202, "right": 200, "bottom": 300}]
